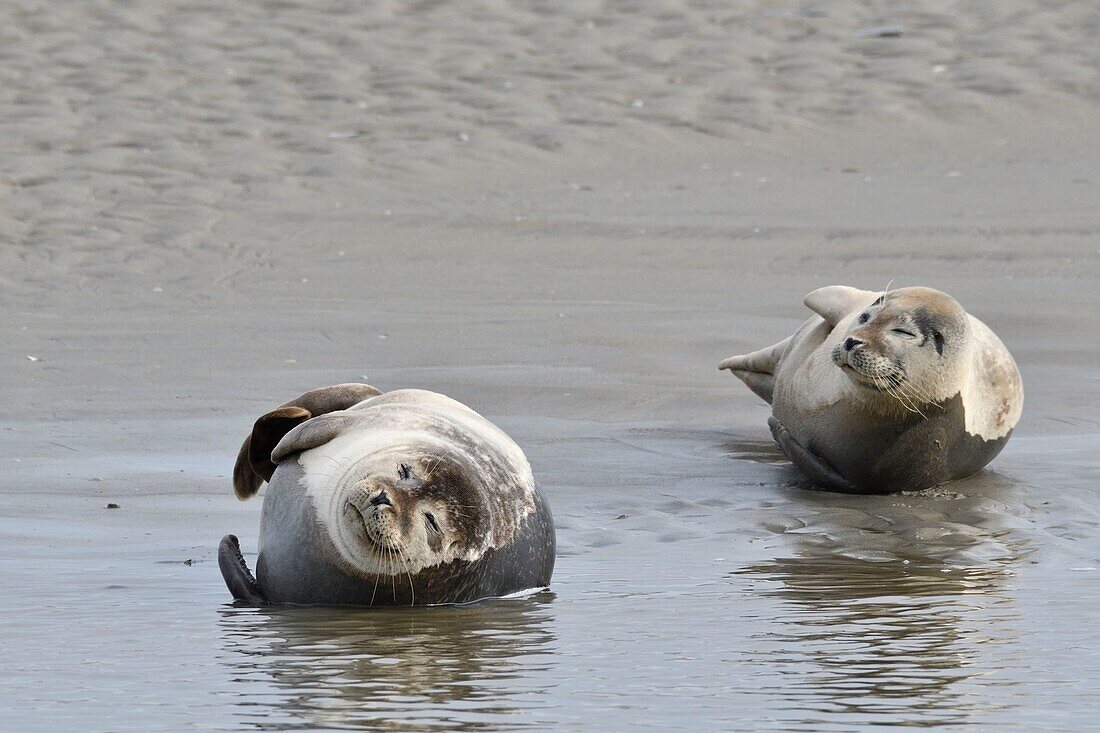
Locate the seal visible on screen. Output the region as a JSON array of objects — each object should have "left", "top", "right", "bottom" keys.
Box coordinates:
[
  {"left": 218, "top": 384, "right": 555, "bottom": 606},
  {"left": 719, "top": 286, "right": 1023, "bottom": 493}
]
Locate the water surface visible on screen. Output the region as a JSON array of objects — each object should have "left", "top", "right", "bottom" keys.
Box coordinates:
[{"left": 3, "top": 1, "right": 1100, "bottom": 730}]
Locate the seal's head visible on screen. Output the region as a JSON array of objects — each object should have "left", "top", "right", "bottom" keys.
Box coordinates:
[
  {"left": 831, "top": 287, "right": 970, "bottom": 408},
  {"left": 330, "top": 448, "right": 492, "bottom": 577}
]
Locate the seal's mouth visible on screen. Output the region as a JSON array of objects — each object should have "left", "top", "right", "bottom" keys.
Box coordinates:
[
  {"left": 343, "top": 499, "right": 365, "bottom": 523},
  {"left": 837, "top": 361, "right": 898, "bottom": 392},
  {"left": 343, "top": 500, "right": 398, "bottom": 554},
  {"left": 831, "top": 343, "right": 905, "bottom": 392}
]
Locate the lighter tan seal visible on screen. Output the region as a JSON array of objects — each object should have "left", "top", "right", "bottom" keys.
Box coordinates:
[{"left": 720, "top": 285, "right": 1023, "bottom": 493}]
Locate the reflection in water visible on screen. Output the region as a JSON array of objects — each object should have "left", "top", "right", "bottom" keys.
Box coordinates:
[
  {"left": 734, "top": 478, "right": 1027, "bottom": 730},
  {"left": 721, "top": 437, "right": 789, "bottom": 465},
  {"left": 218, "top": 594, "right": 557, "bottom": 731}
]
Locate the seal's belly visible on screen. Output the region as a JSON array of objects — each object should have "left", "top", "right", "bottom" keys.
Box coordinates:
[{"left": 775, "top": 394, "right": 1009, "bottom": 493}]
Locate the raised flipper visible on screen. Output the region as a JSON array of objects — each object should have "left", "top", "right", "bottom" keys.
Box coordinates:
[
  {"left": 218, "top": 534, "right": 267, "bottom": 604},
  {"left": 767, "top": 417, "right": 858, "bottom": 493},
  {"left": 246, "top": 406, "right": 311, "bottom": 485},
  {"left": 719, "top": 336, "right": 791, "bottom": 404},
  {"left": 232, "top": 383, "right": 382, "bottom": 499},
  {"left": 271, "top": 412, "right": 363, "bottom": 464},
  {"left": 804, "top": 285, "right": 879, "bottom": 327}
]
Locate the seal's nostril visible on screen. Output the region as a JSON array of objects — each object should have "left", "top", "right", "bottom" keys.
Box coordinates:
[
  {"left": 370, "top": 490, "right": 392, "bottom": 508},
  {"left": 844, "top": 337, "right": 863, "bottom": 352}
]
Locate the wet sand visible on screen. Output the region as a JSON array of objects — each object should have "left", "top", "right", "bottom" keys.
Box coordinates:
[{"left": 3, "top": 2, "right": 1100, "bottom": 731}]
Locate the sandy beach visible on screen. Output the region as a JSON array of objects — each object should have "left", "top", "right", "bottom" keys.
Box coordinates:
[{"left": 3, "top": 1, "right": 1100, "bottom": 730}]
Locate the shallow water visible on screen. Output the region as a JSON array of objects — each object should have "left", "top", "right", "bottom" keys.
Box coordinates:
[
  {"left": 4, "top": 1, "right": 1100, "bottom": 731},
  {"left": 5, "top": 423, "right": 1100, "bottom": 731}
]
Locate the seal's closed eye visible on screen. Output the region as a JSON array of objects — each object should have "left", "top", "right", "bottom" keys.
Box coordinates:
[{"left": 424, "top": 512, "right": 444, "bottom": 551}]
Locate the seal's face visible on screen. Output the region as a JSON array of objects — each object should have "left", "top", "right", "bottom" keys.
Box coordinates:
[
  {"left": 333, "top": 453, "right": 491, "bottom": 577},
  {"left": 831, "top": 287, "right": 969, "bottom": 410}
]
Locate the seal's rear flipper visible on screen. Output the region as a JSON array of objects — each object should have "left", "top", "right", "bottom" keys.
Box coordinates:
[
  {"left": 218, "top": 534, "right": 267, "bottom": 605},
  {"left": 768, "top": 417, "right": 859, "bottom": 493},
  {"left": 719, "top": 336, "right": 791, "bottom": 404}
]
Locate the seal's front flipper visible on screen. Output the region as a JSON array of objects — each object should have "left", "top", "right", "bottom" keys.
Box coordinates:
[
  {"left": 232, "top": 383, "right": 383, "bottom": 499},
  {"left": 803, "top": 286, "right": 879, "bottom": 328},
  {"left": 281, "top": 383, "right": 383, "bottom": 417},
  {"left": 719, "top": 336, "right": 791, "bottom": 404},
  {"left": 768, "top": 417, "right": 859, "bottom": 493},
  {"left": 246, "top": 406, "right": 312, "bottom": 486},
  {"left": 218, "top": 534, "right": 267, "bottom": 605}
]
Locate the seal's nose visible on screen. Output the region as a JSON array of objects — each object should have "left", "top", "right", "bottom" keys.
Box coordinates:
[
  {"left": 844, "top": 337, "right": 864, "bottom": 352},
  {"left": 370, "top": 490, "right": 392, "bottom": 508}
]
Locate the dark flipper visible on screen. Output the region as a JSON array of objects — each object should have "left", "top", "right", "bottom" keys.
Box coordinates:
[
  {"left": 247, "top": 407, "right": 312, "bottom": 486},
  {"left": 232, "top": 437, "right": 264, "bottom": 501},
  {"left": 768, "top": 417, "right": 859, "bottom": 493},
  {"left": 218, "top": 534, "right": 267, "bottom": 605},
  {"left": 232, "top": 383, "right": 382, "bottom": 499}
]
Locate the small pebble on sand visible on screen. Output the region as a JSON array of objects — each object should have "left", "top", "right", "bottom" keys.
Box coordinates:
[{"left": 856, "top": 26, "right": 904, "bottom": 38}]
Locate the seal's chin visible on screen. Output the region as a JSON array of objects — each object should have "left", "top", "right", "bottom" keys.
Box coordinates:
[{"left": 831, "top": 344, "right": 902, "bottom": 392}]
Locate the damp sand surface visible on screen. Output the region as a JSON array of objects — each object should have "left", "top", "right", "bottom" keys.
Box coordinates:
[{"left": 3, "top": 2, "right": 1100, "bottom": 731}]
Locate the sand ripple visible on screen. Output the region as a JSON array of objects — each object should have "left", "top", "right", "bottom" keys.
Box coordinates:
[{"left": 2, "top": 0, "right": 1099, "bottom": 275}]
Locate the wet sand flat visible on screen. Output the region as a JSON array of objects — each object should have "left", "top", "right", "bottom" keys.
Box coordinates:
[{"left": 3, "top": 2, "right": 1100, "bottom": 731}]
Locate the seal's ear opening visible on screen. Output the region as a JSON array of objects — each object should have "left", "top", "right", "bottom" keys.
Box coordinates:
[{"left": 233, "top": 406, "right": 311, "bottom": 500}]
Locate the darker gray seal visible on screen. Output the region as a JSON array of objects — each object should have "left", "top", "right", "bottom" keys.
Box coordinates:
[{"left": 219, "top": 384, "right": 555, "bottom": 606}]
